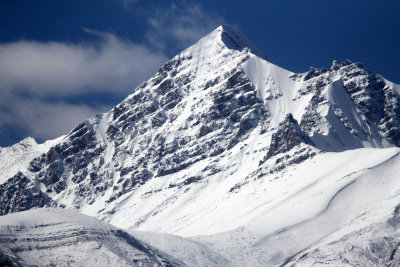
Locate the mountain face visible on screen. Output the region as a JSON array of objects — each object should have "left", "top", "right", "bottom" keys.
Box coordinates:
[{"left": 1, "top": 25, "right": 400, "bottom": 266}]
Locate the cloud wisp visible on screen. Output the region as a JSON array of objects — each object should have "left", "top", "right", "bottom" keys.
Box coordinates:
[{"left": 145, "top": 3, "right": 224, "bottom": 53}]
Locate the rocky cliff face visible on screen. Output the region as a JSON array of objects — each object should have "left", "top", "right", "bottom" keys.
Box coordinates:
[
  {"left": 263, "top": 113, "right": 313, "bottom": 161},
  {"left": 0, "top": 25, "right": 270, "bottom": 216}
]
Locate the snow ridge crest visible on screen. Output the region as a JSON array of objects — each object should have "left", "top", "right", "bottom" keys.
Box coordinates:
[{"left": 207, "top": 24, "right": 265, "bottom": 58}]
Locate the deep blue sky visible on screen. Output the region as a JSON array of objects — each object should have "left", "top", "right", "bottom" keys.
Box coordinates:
[{"left": 1, "top": 0, "right": 399, "bottom": 146}]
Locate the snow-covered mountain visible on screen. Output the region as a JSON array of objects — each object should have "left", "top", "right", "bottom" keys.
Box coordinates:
[{"left": 2, "top": 25, "right": 400, "bottom": 266}]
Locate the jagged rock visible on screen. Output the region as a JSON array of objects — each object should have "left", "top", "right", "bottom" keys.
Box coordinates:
[
  {"left": 261, "top": 114, "right": 313, "bottom": 163},
  {"left": 0, "top": 172, "right": 52, "bottom": 215}
]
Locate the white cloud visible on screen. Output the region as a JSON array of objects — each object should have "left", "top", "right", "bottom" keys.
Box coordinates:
[
  {"left": 0, "top": 91, "right": 109, "bottom": 143},
  {"left": 0, "top": 33, "right": 167, "bottom": 97}
]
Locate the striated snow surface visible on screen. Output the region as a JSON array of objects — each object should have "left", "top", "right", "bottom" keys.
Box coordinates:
[{"left": 0, "top": 208, "right": 180, "bottom": 266}]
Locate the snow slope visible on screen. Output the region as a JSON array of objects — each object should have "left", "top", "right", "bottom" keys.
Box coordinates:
[
  {"left": 132, "top": 147, "right": 400, "bottom": 266},
  {"left": 0, "top": 136, "right": 63, "bottom": 184},
  {"left": 259, "top": 147, "right": 400, "bottom": 266}
]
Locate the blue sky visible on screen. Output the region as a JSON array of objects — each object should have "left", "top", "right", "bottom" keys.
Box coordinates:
[{"left": 1, "top": 0, "right": 399, "bottom": 146}]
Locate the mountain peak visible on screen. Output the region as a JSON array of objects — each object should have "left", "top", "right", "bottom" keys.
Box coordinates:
[
  {"left": 202, "top": 25, "right": 265, "bottom": 58},
  {"left": 18, "top": 136, "right": 37, "bottom": 147}
]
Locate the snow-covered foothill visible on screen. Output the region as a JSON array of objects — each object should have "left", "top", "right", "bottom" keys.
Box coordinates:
[{"left": 0, "top": 208, "right": 180, "bottom": 266}]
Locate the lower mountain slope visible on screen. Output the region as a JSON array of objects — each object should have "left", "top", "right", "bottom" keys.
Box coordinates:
[
  {"left": 133, "top": 147, "right": 400, "bottom": 266},
  {"left": 8, "top": 147, "right": 399, "bottom": 266},
  {"left": 0, "top": 208, "right": 180, "bottom": 267}
]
